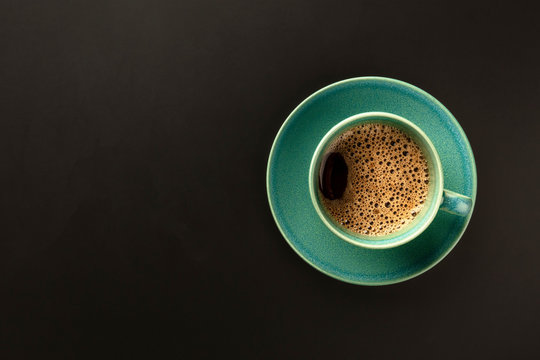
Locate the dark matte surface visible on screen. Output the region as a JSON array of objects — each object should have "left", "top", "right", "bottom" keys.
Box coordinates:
[{"left": 1, "top": 1, "right": 539, "bottom": 358}]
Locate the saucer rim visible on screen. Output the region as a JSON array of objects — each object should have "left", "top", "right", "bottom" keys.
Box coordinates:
[{"left": 266, "top": 76, "right": 477, "bottom": 285}]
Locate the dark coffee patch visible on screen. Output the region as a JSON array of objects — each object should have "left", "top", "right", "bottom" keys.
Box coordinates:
[{"left": 319, "top": 152, "right": 348, "bottom": 200}]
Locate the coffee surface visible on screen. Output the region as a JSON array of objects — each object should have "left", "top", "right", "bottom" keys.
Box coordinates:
[{"left": 319, "top": 123, "right": 430, "bottom": 236}]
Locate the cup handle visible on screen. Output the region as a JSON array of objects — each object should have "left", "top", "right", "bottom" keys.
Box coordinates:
[{"left": 440, "top": 189, "right": 472, "bottom": 216}]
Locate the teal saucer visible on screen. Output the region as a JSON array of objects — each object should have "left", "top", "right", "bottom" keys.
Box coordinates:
[{"left": 266, "top": 77, "right": 477, "bottom": 285}]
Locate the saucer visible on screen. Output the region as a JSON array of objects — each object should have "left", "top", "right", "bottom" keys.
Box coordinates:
[{"left": 266, "top": 77, "right": 477, "bottom": 285}]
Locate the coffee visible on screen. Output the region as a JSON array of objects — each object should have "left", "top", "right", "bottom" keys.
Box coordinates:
[{"left": 318, "top": 123, "right": 430, "bottom": 236}]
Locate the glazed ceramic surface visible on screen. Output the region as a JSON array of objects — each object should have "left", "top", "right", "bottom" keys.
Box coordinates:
[{"left": 267, "top": 77, "right": 477, "bottom": 285}]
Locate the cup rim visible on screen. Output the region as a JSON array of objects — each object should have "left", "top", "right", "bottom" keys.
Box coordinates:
[{"left": 309, "top": 112, "right": 444, "bottom": 249}]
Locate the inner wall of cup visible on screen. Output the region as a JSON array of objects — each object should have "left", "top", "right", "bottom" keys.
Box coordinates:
[{"left": 314, "top": 117, "right": 440, "bottom": 240}]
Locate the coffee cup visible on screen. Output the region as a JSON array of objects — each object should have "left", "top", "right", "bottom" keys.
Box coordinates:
[{"left": 309, "top": 112, "right": 472, "bottom": 249}]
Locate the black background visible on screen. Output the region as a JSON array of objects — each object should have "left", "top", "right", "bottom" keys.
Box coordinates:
[{"left": 1, "top": 1, "right": 539, "bottom": 358}]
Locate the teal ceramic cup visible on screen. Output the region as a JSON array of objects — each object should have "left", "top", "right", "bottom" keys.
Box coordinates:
[{"left": 309, "top": 112, "right": 472, "bottom": 249}]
